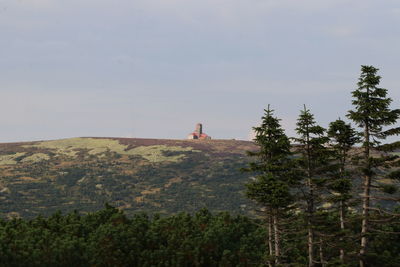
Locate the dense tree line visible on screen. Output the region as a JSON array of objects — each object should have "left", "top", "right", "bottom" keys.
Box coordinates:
[
  {"left": 0, "top": 205, "right": 399, "bottom": 266},
  {"left": 0, "top": 205, "right": 267, "bottom": 267},
  {"left": 246, "top": 65, "right": 400, "bottom": 266}
]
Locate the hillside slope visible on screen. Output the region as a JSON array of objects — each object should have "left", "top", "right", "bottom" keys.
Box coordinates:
[
  {"left": 0, "top": 137, "right": 258, "bottom": 218},
  {"left": 1, "top": 137, "right": 398, "bottom": 219}
]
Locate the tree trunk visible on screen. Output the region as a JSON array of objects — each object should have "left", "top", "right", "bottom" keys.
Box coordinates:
[
  {"left": 273, "top": 212, "right": 280, "bottom": 265},
  {"left": 360, "top": 174, "right": 371, "bottom": 267},
  {"left": 339, "top": 154, "right": 346, "bottom": 264},
  {"left": 319, "top": 237, "right": 326, "bottom": 267},
  {"left": 307, "top": 201, "right": 314, "bottom": 267},
  {"left": 307, "top": 175, "right": 314, "bottom": 267},
  {"left": 340, "top": 199, "right": 345, "bottom": 263},
  {"left": 268, "top": 211, "right": 274, "bottom": 267},
  {"left": 306, "top": 119, "right": 315, "bottom": 267},
  {"left": 307, "top": 151, "right": 314, "bottom": 267},
  {"left": 360, "top": 123, "right": 370, "bottom": 267}
]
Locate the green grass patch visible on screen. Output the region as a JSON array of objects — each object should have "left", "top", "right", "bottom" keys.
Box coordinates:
[
  {"left": 25, "top": 138, "right": 197, "bottom": 163},
  {"left": 0, "top": 153, "right": 26, "bottom": 165},
  {"left": 21, "top": 153, "right": 50, "bottom": 163}
]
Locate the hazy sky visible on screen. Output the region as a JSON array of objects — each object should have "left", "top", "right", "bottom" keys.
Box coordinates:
[{"left": 0, "top": 0, "right": 399, "bottom": 142}]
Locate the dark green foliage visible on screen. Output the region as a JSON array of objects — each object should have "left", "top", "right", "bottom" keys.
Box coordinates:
[
  {"left": 387, "top": 169, "right": 400, "bottom": 181},
  {"left": 0, "top": 207, "right": 265, "bottom": 267},
  {"left": 244, "top": 106, "right": 299, "bottom": 265},
  {"left": 347, "top": 65, "right": 400, "bottom": 146},
  {"left": 245, "top": 106, "right": 296, "bottom": 209},
  {"left": 293, "top": 106, "right": 334, "bottom": 267},
  {"left": 380, "top": 184, "right": 397, "bottom": 194},
  {"left": 294, "top": 106, "right": 332, "bottom": 179},
  {"left": 0, "top": 206, "right": 398, "bottom": 266},
  {"left": 293, "top": 106, "right": 333, "bottom": 206},
  {"left": 365, "top": 208, "right": 400, "bottom": 266},
  {"left": 347, "top": 65, "right": 400, "bottom": 265},
  {"left": 328, "top": 119, "right": 359, "bottom": 152},
  {"left": 327, "top": 119, "right": 359, "bottom": 202}
]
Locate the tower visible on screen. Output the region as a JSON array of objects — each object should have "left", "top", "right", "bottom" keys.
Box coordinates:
[
  {"left": 195, "top": 123, "right": 203, "bottom": 135},
  {"left": 187, "top": 123, "right": 211, "bottom": 140}
]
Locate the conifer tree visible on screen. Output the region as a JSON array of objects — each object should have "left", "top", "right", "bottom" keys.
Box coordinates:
[
  {"left": 245, "top": 106, "right": 296, "bottom": 266},
  {"left": 347, "top": 65, "right": 400, "bottom": 267},
  {"left": 293, "top": 105, "right": 331, "bottom": 267},
  {"left": 327, "top": 119, "right": 359, "bottom": 263}
]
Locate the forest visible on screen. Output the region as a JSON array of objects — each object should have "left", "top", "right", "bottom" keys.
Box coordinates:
[
  {"left": 0, "top": 205, "right": 398, "bottom": 266},
  {"left": 1, "top": 65, "right": 400, "bottom": 266},
  {"left": 243, "top": 65, "right": 400, "bottom": 266}
]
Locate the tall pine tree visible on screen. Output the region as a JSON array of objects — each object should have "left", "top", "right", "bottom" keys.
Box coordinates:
[
  {"left": 293, "top": 105, "right": 331, "bottom": 267},
  {"left": 327, "top": 119, "right": 359, "bottom": 264},
  {"left": 245, "top": 106, "right": 296, "bottom": 266},
  {"left": 347, "top": 65, "right": 400, "bottom": 267}
]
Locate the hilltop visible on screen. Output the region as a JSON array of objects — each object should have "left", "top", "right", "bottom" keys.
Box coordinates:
[{"left": 0, "top": 137, "right": 257, "bottom": 218}]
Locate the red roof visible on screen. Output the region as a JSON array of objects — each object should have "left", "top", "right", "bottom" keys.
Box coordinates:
[{"left": 188, "top": 132, "right": 210, "bottom": 139}]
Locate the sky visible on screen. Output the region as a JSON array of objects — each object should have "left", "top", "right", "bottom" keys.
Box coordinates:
[{"left": 0, "top": 0, "right": 399, "bottom": 142}]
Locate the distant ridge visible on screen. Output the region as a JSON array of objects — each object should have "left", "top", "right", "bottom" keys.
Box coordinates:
[
  {"left": 0, "top": 137, "right": 397, "bottom": 219},
  {"left": 0, "top": 137, "right": 257, "bottom": 219}
]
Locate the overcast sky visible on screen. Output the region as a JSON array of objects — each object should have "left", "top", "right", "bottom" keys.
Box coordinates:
[{"left": 0, "top": 0, "right": 399, "bottom": 142}]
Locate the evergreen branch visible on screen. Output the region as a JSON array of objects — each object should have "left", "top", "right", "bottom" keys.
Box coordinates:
[
  {"left": 370, "top": 218, "right": 400, "bottom": 224},
  {"left": 378, "top": 141, "right": 400, "bottom": 152},
  {"left": 369, "top": 228, "right": 400, "bottom": 234},
  {"left": 369, "top": 196, "right": 400, "bottom": 201},
  {"left": 367, "top": 207, "right": 400, "bottom": 217}
]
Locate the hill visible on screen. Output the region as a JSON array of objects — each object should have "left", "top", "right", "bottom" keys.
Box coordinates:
[
  {"left": 0, "top": 137, "right": 258, "bottom": 218},
  {"left": 0, "top": 137, "right": 398, "bottom": 219}
]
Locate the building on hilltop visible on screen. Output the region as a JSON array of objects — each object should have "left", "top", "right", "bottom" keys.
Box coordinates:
[{"left": 187, "top": 123, "right": 211, "bottom": 140}]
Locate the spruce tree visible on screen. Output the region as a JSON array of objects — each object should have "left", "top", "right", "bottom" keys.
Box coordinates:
[
  {"left": 293, "top": 105, "right": 331, "bottom": 267},
  {"left": 347, "top": 65, "right": 400, "bottom": 267},
  {"left": 327, "top": 119, "right": 359, "bottom": 263},
  {"left": 245, "top": 106, "right": 296, "bottom": 266}
]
